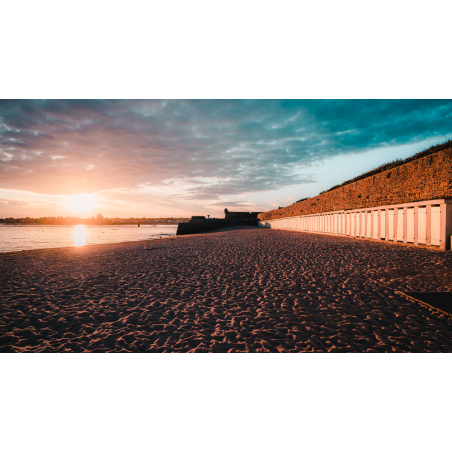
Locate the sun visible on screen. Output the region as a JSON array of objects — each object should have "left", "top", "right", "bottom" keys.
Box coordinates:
[{"left": 63, "top": 193, "right": 98, "bottom": 215}]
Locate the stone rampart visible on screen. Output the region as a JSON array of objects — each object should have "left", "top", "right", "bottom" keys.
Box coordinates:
[{"left": 258, "top": 146, "right": 452, "bottom": 221}]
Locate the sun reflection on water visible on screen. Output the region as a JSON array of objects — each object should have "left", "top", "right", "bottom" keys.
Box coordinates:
[{"left": 74, "top": 225, "right": 87, "bottom": 247}]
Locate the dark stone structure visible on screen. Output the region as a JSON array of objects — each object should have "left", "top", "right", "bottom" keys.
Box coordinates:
[
  {"left": 224, "top": 208, "right": 262, "bottom": 220},
  {"left": 176, "top": 209, "right": 262, "bottom": 235}
]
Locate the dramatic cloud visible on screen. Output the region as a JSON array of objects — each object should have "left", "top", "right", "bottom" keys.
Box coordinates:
[{"left": 0, "top": 100, "right": 451, "bottom": 217}]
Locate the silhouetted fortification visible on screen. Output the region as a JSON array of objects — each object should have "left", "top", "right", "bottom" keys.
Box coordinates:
[
  {"left": 177, "top": 208, "right": 262, "bottom": 235},
  {"left": 224, "top": 208, "right": 262, "bottom": 220}
]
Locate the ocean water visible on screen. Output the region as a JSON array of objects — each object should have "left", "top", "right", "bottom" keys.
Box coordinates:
[{"left": 0, "top": 224, "right": 178, "bottom": 253}]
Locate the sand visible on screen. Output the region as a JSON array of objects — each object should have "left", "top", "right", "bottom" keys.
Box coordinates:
[{"left": 1, "top": 228, "right": 452, "bottom": 352}]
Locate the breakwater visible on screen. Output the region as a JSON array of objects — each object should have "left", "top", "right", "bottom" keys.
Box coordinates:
[{"left": 176, "top": 219, "right": 258, "bottom": 235}]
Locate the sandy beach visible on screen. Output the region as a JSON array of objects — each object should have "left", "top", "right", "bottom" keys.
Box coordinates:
[{"left": 1, "top": 228, "right": 452, "bottom": 352}]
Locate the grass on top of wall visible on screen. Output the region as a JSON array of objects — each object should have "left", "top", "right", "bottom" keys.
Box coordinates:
[
  {"left": 323, "top": 139, "right": 452, "bottom": 194},
  {"left": 290, "top": 139, "right": 452, "bottom": 206}
]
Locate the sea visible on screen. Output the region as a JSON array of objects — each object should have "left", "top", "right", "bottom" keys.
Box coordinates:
[{"left": 0, "top": 224, "right": 178, "bottom": 253}]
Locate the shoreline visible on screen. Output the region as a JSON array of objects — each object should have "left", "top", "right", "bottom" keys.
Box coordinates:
[
  {"left": 0, "top": 225, "right": 257, "bottom": 255},
  {"left": 0, "top": 235, "right": 179, "bottom": 256},
  {"left": 1, "top": 228, "right": 452, "bottom": 352}
]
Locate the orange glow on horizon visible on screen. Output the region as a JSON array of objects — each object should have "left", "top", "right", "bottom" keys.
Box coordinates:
[{"left": 63, "top": 193, "right": 98, "bottom": 215}]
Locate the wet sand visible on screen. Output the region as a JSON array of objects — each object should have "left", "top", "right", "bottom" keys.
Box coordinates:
[{"left": 1, "top": 228, "right": 452, "bottom": 352}]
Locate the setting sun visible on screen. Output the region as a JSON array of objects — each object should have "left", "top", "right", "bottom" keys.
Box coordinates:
[{"left": 63, "top": 194, "right": 98, "bottom": 215}]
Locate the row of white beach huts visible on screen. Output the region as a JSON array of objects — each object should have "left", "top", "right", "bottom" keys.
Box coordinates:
[{"left": 259, "top": 198, "right": 452, "bottom": 250}]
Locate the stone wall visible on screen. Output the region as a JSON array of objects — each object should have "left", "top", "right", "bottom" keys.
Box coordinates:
[{"left": 258, "top": 146, "right": 452, "bottom": 221}]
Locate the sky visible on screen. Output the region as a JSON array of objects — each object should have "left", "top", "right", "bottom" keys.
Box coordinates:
[{"left": 1, "top": 99, "right": 452, "bottom": 218}]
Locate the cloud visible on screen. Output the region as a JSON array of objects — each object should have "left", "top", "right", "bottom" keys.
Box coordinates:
[
  {"left": 210, "top": 201, "right": 257, "bottom": 208},
  {"left": 0, "top": 99, "right": 451, "bottom": 201}
]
